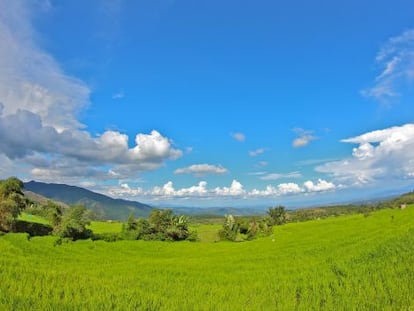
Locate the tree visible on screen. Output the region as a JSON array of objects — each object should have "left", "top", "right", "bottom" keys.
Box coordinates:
[
  {"left": 166, "top": 215, "right": 190, "bottom": 241},
  {"left": 45, "top": 200, "right": 63, "bottom": 228},
  {"left": 122, "top": 209, "right": 195, "bottom": 241},
  {"left": 267, "top": 206, "right": 287, "bottom": 226},
  {"left": 0, "top": 177, "right": 26, "bottom": 231},
  {"left": 149, "top": 209, "right": 174, "bottom": 232},
  {"left": 125, "top": 212, "right": 137, "bottom": 230},
  {"left": 218, "top": 214, "right": 239, "bottom": 241},
  {"left": 55, "top": 205, "right": 91, "bottom": 240}
]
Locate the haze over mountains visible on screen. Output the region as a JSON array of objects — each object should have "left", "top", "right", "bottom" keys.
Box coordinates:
[{"left": 23, "top": 181, "right": 262, "bottom": 220}]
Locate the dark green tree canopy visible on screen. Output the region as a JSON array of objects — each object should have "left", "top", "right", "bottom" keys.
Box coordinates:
[
  {"left": 0, "top": 177, "right": 26, "bottom": 231},
  {"left": 122, "top": 209, "right": 195, "bottom": 241}
]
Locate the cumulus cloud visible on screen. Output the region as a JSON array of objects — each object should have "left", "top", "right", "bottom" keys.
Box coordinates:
[
  {"left": 362, "top": 29, "right": 414, "bottom": 104},
  {"left": 317, "top": 124, "right": 414, "bottom": 185},
  {"left": 303, "top": 179, "right": 336, "bottom": 192},
  {"left": 0, "top": 1, "right": 182, "bottom": 182},
  {"left": 174, "top": 164, "right": 228, "bottom": 177},
  {"left": 231, "top": 132, "right": 246, "bottom": 142},
  {"left": 292, "top": 128, "right": 317, "bottom": 148},
  {"left": 214, "top": 180, "right": 246, "bottom": 196},
  {"left": 277, "top": 183, "right": 303, "bottom": 195},
  {"left": 0, "top": 107, "right": 182, "bottom": 170},
  {"left": 107, "top": 178, "right": 336, "bottom": 200}
]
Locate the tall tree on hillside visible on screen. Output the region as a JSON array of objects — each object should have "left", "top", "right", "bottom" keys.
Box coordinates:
[{"left": 0, "top": 177, "right": 26, "bottom": 231}]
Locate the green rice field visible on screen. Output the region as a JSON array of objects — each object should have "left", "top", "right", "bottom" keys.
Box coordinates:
[{"left": 2, "top": 206, "right": 414, "bottom": 310}]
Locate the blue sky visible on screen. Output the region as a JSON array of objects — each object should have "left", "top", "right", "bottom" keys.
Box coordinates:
[{"left": 1, "top": 0, "right": 414, "bottom": 208}]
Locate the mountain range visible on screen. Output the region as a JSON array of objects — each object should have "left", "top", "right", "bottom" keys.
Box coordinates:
[
  {"left": 24, "top": 181, "right": 152, "bottom": 220},
  {"left": 23, "top": 181, "right": 265, "bottom": 220}
]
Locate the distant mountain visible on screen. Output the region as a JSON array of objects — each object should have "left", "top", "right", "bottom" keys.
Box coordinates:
[{"left": 24, "top": 181, "right": 152, "bottom": 220}]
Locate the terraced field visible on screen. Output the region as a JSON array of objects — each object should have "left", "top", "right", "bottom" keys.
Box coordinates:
[{"left": 2, "top": 206, "right": 414, "bottom": 310}]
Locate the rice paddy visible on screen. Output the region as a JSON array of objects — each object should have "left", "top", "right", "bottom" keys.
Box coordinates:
[{"left": 2, "top": 206, "right": 414, "bottom": 310}]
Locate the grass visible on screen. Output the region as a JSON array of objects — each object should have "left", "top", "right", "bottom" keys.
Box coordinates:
[
  {"left": 18, "top": 212, "right": 50, "bottom": 225},
  {"left": 88, "top": 221, "right": 123, "bottom": 234},
  {"left": 1, "top": 206, "right": 414, "bottom": 310},
  {"left": 191, "top": 224, "right": 221, "bottom": 242}
]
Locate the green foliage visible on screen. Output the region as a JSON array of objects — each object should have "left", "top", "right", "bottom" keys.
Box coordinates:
[
  {"left": 44, "top": 200, "right": 63, "bottom": 228},
  {"left": 122, "top": 209, "right": 196, "bottom": 241},
  {"left": 91, "top": 232, "right": 122, "bottom": 242},
  {"left": 0, "top": 177, "right": 24, "bottom": 197},
  {"left": 389, "top": 191, "right": 414, "bottom": 208},
  {"left": 267, "top": 205, "right": 287, "bottom": 225},
  {"left": 219, "top": 214, "right": 273, "bottom": 241},
  {"left": 0, "top": 177, "right": 26, "bottom": 231},
  {"left": 54, "top": 205, "right": 92, "bottom": 240},
  {"left": 218, "top": 214, "right": 239, "bottom": 241}
]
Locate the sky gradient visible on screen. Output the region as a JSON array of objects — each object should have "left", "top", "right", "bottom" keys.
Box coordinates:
[{"left": 1, "top": 0, "right": 414, "bottom": 208}]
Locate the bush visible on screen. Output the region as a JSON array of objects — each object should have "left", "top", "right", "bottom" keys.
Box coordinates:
[
  {"left": 219, "top": 215, "right": 274, "bottom": 242},
  {"left": 121, "top": 210, "right": 196, "bottom": 241},
  {"left": 55, "top": 205, "right": 91, "bottom": 240}
]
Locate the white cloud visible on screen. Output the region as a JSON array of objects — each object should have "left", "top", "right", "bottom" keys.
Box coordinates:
[
  {"left": 214, "top": 180, "right": 246, "bottom": 196},
  {"left": 106, "top": 178, "right": 336, "bottom": 200},
  {"left": 0, "top": 108, "right": 182, "bottom": 170},
  {"left": 174, "top": 164, "right": 228, "bottom": 177},
  {"left": 249, "top": 148, "right": 266, "bottom": 157},
  {"left": 259, "top": 172, "right": 302, "bottom": 181},
  {"left": 303, "top": 179, "right": 336, "bottom": 192},
  {"left": 231, "top": 132, "right": 246, "bottom": 142},
  {"left": 362, "top": 29, "right": 414, "bottom": 104},
  {"left": 177, "top": 181, "right": 208, "bottom": 196},
  {"left": 277, "top": 183, "right": 303, "bottom": 195},
  {"left": 128, "top": 130, "right": 182, "bottom": 162},
  {"left": 317, "top": 124, "right": 414, "bottom": 185},
  {"left": 250, "top": 182, "right": 302, "bottom": 196},
  {"left": 292, "top": 128, "right": 317, "bottom": 148},
  {"left": 0, "top": 1, "right": 89, "bottom": 132},
  {"left": 0, "top": 2, "right": 182, "bottom": 183}
]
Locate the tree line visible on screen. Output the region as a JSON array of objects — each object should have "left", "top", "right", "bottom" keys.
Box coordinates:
[{"left": 0, "top": 177, "right": 196, "bottom": 242}]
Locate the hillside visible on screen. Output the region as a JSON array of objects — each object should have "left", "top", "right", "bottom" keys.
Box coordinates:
[
  {"left": 23, "top": 190, "right": 69, "bottom": 209},
  {"left": 24, "top": 181, "right": 152, "bottom": 220},
  {"left": 1, "top": 206, "right": 414, "bottom": 309}
]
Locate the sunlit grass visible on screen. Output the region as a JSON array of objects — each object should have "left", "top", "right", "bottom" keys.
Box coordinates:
[
  {"left": 2, "top": 206, "right": 414, "bottom": 310},
  {"left": 18, "top": 212, "right": 50, "bottom": 225},
  {"left": 88, "top": 221, "right": 123, "bottom": 234}
]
